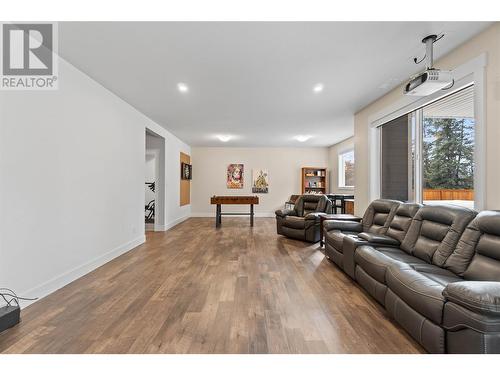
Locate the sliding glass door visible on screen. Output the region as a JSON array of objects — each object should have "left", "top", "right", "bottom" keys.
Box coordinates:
[
  {"left": 421, "top": 86, "right": 475, "bottom": 208},
  {"left": 380, "top": 85, "right": 475, "bottom": 209}
]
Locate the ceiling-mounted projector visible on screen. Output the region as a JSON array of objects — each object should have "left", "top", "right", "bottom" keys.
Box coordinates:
[
  {"left": 404, "top": 35, "right": 453, "bottom": 96},
  {"left": 404, "top": 69, "right": 453, "bottom": 96}
]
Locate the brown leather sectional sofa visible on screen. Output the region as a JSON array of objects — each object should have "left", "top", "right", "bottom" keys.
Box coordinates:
[{"left": 323, "top": 199, "right": 500, "bottom": 354}]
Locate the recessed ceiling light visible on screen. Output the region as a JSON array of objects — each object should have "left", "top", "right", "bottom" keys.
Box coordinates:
[
  {"left": 217, "top": 135, "right": 231, "bottom": 142},
  {"left": 313, "top": 83, "right": 324, "bottom": 93},
  {"left": 177, "top": 82, "right": 189, "bottom": 93},
  {"left": 294, "top": 135, "right": 312, "bottom": 142}
]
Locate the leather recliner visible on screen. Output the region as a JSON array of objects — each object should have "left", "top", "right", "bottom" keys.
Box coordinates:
[
  {"left": 275, "top": 194, "right": 332, "bottom": 242},
  {"left": 323, "top": 199, "right": 401, "bottom": 269},
  {"left": 341, "top": 202, "right": 422, "bottom": 280}
]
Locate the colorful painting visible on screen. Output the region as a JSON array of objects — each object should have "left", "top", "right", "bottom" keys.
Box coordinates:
[
  {"left": 252, "top": 168, "right": 269, "bottom": 193},
  {"left": 227, "top": 164, "right": 244, "bottom": 189}
]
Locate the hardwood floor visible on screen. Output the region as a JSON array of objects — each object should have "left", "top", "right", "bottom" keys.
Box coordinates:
[{"left": 0, "top": 218, "right": 423, "bottom": 354}]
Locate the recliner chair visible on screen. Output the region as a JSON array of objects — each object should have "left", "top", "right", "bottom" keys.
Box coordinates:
[
  {"left": 341, "top": 202, "right": 422, "bottom": 279},
  {"left": 323, "top": 199, "right": 401, "bottom": 268},
  {"left": 275, "top": 194, "right": 332, "bottom": 242}
]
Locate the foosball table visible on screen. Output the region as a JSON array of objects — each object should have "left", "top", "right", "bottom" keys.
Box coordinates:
[{"left": 210, "top": 195, "right": 259, "bottom": 228}]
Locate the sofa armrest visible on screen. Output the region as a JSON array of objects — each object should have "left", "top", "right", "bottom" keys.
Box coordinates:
[
  {"left": 343, "top": 235, "right": 369, "bottom": 279},
  {"left": 323, "top": 220, "right": 362, "bottom": 233},
  {"left": 304, "top": 212, "right": 322, "bottom": 221},
  {"left": 443, "top": 281, "right": 500, "bottom": 315},
  {"left": 275, "top": 208, "right": 296, "bottom": 218},
  {"left": 358, "top": 232, "right": 400, "bottom": 246}
]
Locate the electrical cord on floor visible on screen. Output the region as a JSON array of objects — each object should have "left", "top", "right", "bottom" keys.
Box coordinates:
[{"left": 0, "top": 288, "right": 38, "bottom": 307}]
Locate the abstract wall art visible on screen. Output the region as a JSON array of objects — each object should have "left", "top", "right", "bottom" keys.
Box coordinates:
[
  {"left": 227, "top": 163, "right": 244, "bottom": 189},
  {"left": 252, "top": 168, "right": 269, "bottom": 193}
]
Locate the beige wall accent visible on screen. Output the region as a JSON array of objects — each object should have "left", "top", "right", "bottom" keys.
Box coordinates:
[
  {"left": 354, "top": 23, "right": 500, "bottom": 216},
  {"left": 190, "top": 147, "right": 329, "bottom": 216},
  {"left": 328, "top": 137, "right": 355, "bottom": 194}
]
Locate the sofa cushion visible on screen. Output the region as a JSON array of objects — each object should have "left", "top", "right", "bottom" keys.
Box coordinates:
[
  {"left": 275, "top": 208, "right": 296, "bottom": 218},
  {"left": 455, "top": 211, "right": 500, "bottom": 281},
  {"left": 378, "top": 247, "right": 429, "bottom": 265},
  {"left": 361, "top": 199, "right": 400, "bottom": 234},
  {"left": 325, "top": 231, "right": 358, "bottom": 254},
  {"left": 354, "top": 246, "right": 425, "bottom": 284},
  {"left": 303, "top": 201, "right": 319, "bottom": 213},
  {"left": 410, "top": 264, "right": 463, "bottom": 285},
  {"left": 358, "top": 232, "right": 400, "bottom": 246},
  {"left": 293, "top": 194, "right": 331, "bottom": 217},
  {"left": 443, "top": 281, "right": 500, "bottom": 315},
  {"left": 386, "top": 263, "right": 461, "bottom": 324},
  {"left": 282, "top": 216, "right": 306, "bottom": 230},
  {"left": 400, "top": 205, "right": 476, "bottom": 267},
  {"left": 385, "top": 203, "right": 422, "bottom": 243},
  {"left": 323, "top": 219, "right": 362, "bottom": 233},
  {"left": 280, "top": 226, "right": 305, "bottom": 241}
]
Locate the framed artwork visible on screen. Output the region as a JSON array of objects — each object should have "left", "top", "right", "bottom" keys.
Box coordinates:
[
  {"left": 252, "top": 168, "right": 269, "bottom": 193},
  {"left": 227, "top": 163, "right": 244, "bottom": 189},
  {"left": 181, "top": 162, "right": 192, "bottom": 180}
]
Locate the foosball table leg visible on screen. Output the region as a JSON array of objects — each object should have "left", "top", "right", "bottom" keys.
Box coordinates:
[
  {"left": 216, "top": 204, "right": 221, "bottom": 228},
  {"left": 250, "top": 204, "right": 254, "bottom": 226}
]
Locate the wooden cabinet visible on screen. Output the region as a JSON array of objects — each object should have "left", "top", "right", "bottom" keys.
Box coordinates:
[
  {"left": 301, "top": 167, "right": 327, "bottom": 194},
  {"left": 345, "top": 199, "right": 354, "bottom": 215}
]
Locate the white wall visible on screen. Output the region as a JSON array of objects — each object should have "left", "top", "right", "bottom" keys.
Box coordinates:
[
  {"left": 328, "top": 137, "right": 355, "bottom": 194},
  {"left": 191, "top": 147, "right": 329, "bottom": 216},
  {"left": 0, "top": 56, "right": 190, "bottom": 306}
]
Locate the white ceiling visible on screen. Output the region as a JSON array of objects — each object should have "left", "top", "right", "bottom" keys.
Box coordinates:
[{"left": 58, "top": 22, "right": 491, "bottom": 147}]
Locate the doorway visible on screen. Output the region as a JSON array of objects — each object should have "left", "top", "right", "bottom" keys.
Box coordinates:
[
  {"left": 145, "top": 129, "right": 166, "bottom": 232},
  {"left": 145, "top": 152, "right": 157, "bottom": 231}
]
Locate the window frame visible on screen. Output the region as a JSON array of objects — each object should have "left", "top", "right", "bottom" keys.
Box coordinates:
[{"left": 338, "top": 149, "right": 355, "bottom": 189}]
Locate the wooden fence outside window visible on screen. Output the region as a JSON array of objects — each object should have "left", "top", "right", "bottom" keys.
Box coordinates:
[{"left": 423, "top": 189, "right": 474, "bottom": 201}]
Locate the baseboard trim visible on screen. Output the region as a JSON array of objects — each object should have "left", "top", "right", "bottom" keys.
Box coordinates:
[
  {"left": 154, "top": 223, "right": 165, "bottom": 231},
  {"left": 191, "top": 212, "right": 275, "bottom": 218},
  {"left": 19, "top": 235, "right": 146, "bottom": 309},
  {"left": 153, "top": 215, "right": 190, "bottom": 231}
]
